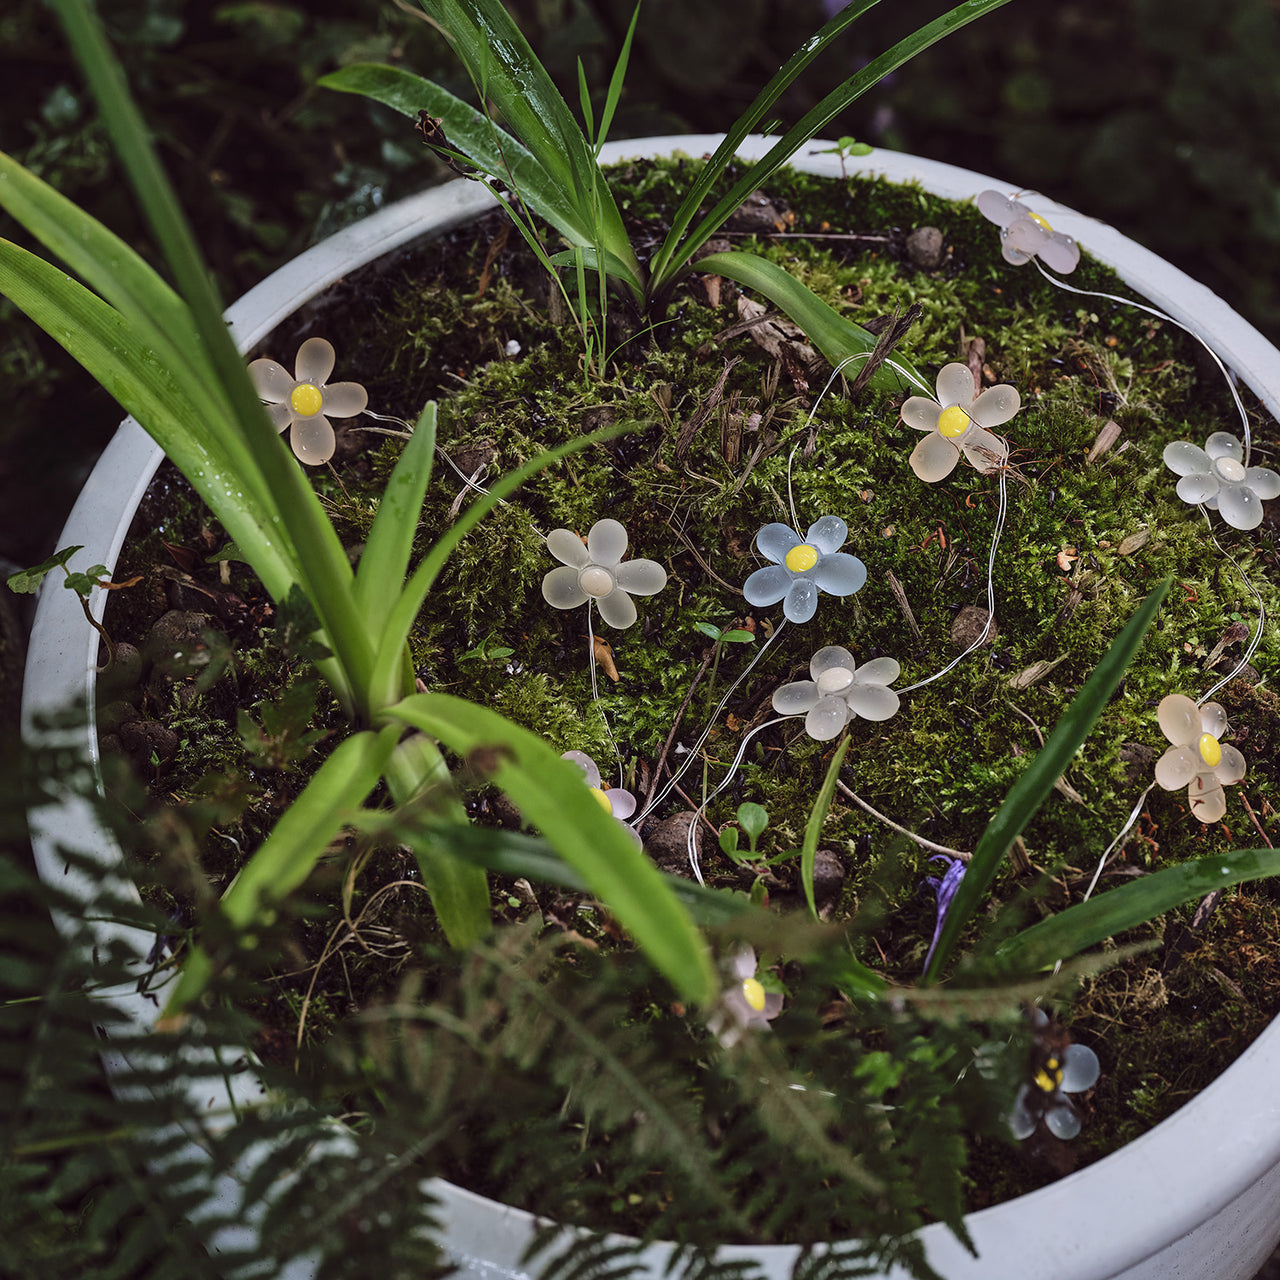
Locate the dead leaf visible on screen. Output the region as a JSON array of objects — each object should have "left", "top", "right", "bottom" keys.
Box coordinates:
[
  {"left": 1118, "top": 530, "right": 1150, "bottom": 556},
  {"left": 1057, "top": 547, "right": 1078, "bottom": 571},
  {"left": 593, "top": 635, "right": 619, "bottom": 682}
]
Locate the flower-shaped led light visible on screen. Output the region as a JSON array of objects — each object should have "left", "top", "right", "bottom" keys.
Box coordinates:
[
  {"left": 1009, "top": 1018, "right": 1099, "bottom": 1141},
  {"left": 976, "top": 191, "right": 1080, "bottom": 274},
  {"left": 1154, "top": 693, "right": 1246, "bottom": 824},
  {"left": 706, "top": 945, "right": 784, "bottom": 1048},
  {"left": 248, "top": 337, "right": 368, "bottom": 466},
  {"left": 743, "top": 517, "right": 866, "bottom": 624},
  {"left": 541, "top": 519, "right": 667, "bottom": 629},
  {"left": 771, "top": 646, "right": 900, "bottom": 741},
  {"left": 900, "top": 363, "right": 1020, "bottom": 483},
  {"left": 561, "top": 750, "right": 638, "bottom": 825},
  {"left": 1163, "top": 432, "right": 1280, "bottom": 531}
]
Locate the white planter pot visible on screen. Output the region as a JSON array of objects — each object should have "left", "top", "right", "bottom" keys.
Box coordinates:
[{"left": 22, "top": 135, "right": 1280, "bottom": 1280}]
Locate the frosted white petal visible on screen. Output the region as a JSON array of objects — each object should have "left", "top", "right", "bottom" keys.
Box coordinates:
[
  {"left": 901, "top": 397, "right": 941, "bottom": 432},
  {"left": 773, "top": 680, "right": 819, "bottom": 716},
  {"left": 295, "top": 336, "right": 336, "bottom": 384},
  {"left": 806, "top": 515, "right": 848, "bottom": 555},
  {"left": 1040, "top": 234, "right": 1080, "bottom": 274},
  {"left": 596, "top": 588, "right": 638, "bottom": 629},
  {"left": 546, "top": 528, "right": 589, "bottom": 568},
  {"left": 1204, "top": 431, "right": 1243, "bottom": 462},
  {"left": 1246, "top": 466, "right": 1280, "bottom": 500},
  {"left": 1163, "top": 440, "right": 1211, "bottom": 477},
  {"left": 587, "top": 518, "right": 628, "bottom": 566},
  {"left": 855, "top": 656, "right": 901, "bottom": 686},
  {"left": 1155, "top": 745, "right": 1199, "bottom": 791},
  {"left": 969, "top": 384, "right": 1020, "bottom": 428},
  {"left": 1005, "top": 216, "right": 1050, "bottom": 255},
  {"left": 1189, "top": 777, "right": 1226, "bottom": 824},
  {"left": 1060, "top": 1043, "right": 1100, "bottom": 1092},
  {"left": 562, "top": 750, "right": 601, "bottom": 789},
  {"left": 846, "top": 683, "right": 900, "bottom": 722},
  {"left": 1045, "top": 1104, "right": 1082, "bottom": 1141},
  {"left": 1215, "top": 745, "right": 1247, "bottom": 786},
  {"left": 542, "top": 565, "right": 588, "bottom": 609},
  {"left": 291, "top": 415, "right": 336, "bottom": 465},
  {"left": 615, "top": 559, "right": 667, "bottom": 595},
  {"left": 322, "top": 381, "right": 368, "bottom": 418},
  {"left": 266, "top": 401, "right": 292, "bottom": 432},
  {"left": 910, "top": 431, "right": 960, "bottom": 483},
  {"left": 783, "top": 578, "right": 819, "bottom": 624},
  {"left": 1199, "top": 703, "right": 1228, "bottom": 739},
  {"left": 813, "top": 553, "right": 866, "bottom": 596},
  {"left": 606, "top": 789, "right": 637, "bottom": 821},
  {"left": 744, "top": 563, "right": 791, "bottom": 606},
  {"left": 1176, "top": 473, "right": 1219, "bottom": 505},
  {"left": 730, "top": 946, "right": 757, "bottom": 981},
  {"left": 1158, "top": 693, "right": 1201, "bottom": 746},
  {"left": 248, "top": 357, "right": 295, "bottom": 402},
  {"left": 1218, "top": 485, "right": 1263, "bottom": 529},
  {"left": 976, "top": 190, "right": 1019, "bottom": 227},
  {"left": 961, "top": 425, "right": 1009, "bottom": 474},
  {"left": 936, "top": 362, "right": 976, "bottom": 409},
  {"left": 805, "top": 696, "right": 850, "bottom": 741},
  {"left": 1001, "top": 239, "right": 1033, "bottom": 266},
  {"left": 757, "top": 522, "right": 800, "bottom": 564},
  {"left": 1009, "top": 1087, "right": 1036, "bottom": 1140},
  {"left": 810, "top": 646, "right": 854, "bottom": 679}
]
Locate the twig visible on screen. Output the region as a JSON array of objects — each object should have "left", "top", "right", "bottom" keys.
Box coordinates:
[
  {"left": 645, "top": 648, "right": 715, "bottom": 809},
  {"left": 884, "top": 570, "right": 922, "bottom": 644},
  {"left": 662, "top": 516, "right": 743, "bottom": 593},
  {"left": 835, "top": 780, "right": 971, "bottom": 861},
  {"left": 1240, "top": 791, "right": 1274, "bottom": 848},
  {"left": 670, "top": 781, "right": 723, "bottom": 837}
]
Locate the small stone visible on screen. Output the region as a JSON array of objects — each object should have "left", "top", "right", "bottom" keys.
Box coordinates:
[
  {"left": 97, "top": 642, "right": 144, "bottom": 704},
  {"left": 726, "top": 192, "right": 795, "bottom": 235},
  {"left": 1118, "top": 742, "right": 1156, "bottom": 786},
  {"left": 118, "top": 718, "right": 179, "bottom": 764},
  {"left": 97, "top": 699, "right": 140, "bottom": 734},
  {"left": 906, "top": 226, "right": 945, "bottom": 270},
  {"left": 951, "top": 606, "right": 998, "bottom": 650},
  {"left": 811, "top": 849, "right": 846, "bottom": 918},
  {"left": 643, "top": 812, "right": 701, "bottom": 878}
]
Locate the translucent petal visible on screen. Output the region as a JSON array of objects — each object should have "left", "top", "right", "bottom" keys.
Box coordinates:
[
  {"left": 1004, "top": 215, "right": 1050, "bottom": 255},
  {"left": 1163, "top": 440, "right": 1211, "bottom": 477},
  {"left": 1199, "top": 702, "right": 1228, "bottom": 739},
  {"left": 1001, "top": 238, "right": 1033, "bottom": 267},
  {"left": 562, "top": 750, "right": 601, "bottom": 789},
  {"left": 1045, "top": 1103, "right": 1082, "bottom": 1141},
  {"left": 935, "top": 362, "right": 976, "bottom": 409},
  {"left": 810, "top": 646, "right": 854, "bottom": 680},
  {"left": 762, "top": 992, "right": 784, "bottom": 1019},
  {"left": 806, "top": 514, "right": 848, "bottom": 555},
  {"left": 1215, "top": 745, "right": 1247, "bottom": 786},
  {"left": 541, "top": 565, "right": 588, "bottom": 609},
  {"left": 900, "top": 396, "right": 941, "bottom": 432},
  {"left": 291, "top": 415, "right": 336, "bottom": 466},
  {"left": 1060, "top": 1043, "right": 1100, "bottom": 1092},
  {"left": 1155, "top": 745, "right": 1200, "bottom": 790},
  {"left": 266, "top": 401, "right": 293, "bottom": 432},
  {"left": 587, "top": 518, "right": 628, "bottom": 566},
  {"left": 248, "top": 357, "right": 295, "bottom": 403},
  {"left": 1158, "top": 693, "right": 1201, "bottom": 746},
  {"left": 1189, "top": 777, "right": 1227, "bottom": 824},
  {"left": 615, "top": 558, "right": 667, "bottom": 595},
  {"left": 606, "top": 789, "right": 637, "bottom": 821},
  {"left": 855, "top": 656, "right": 901, "bottom": 686},
  {"left": 969, "top": 384, "right": 1021, "bottom": 428},
  {"left": 783, "top": 578, "right": 819, "bottom": 624},
  {"left": 1217, "top": 484, "right": 1263, "bottom": 529},
  {"left": 295, "top": 336, "right": 336, "bottom": 385},
  {"left": 321, "top": 381, "right": 368, "bottom": 418},
  {"left": 596, "top": 588, "right": 637, "bottom": 629},
  {"left": 976, "top": 189, "right": 1019, "bottom": 227},
  {"left": 756, "top": 522, "right": 800, "bottom": 564},
  {"left": 772, "top": 680, "right": 819, "bottom": 716},
  {"left": 1204, "top": 431, "right": 1243, "bottom": 462},
  {"left": 730, "top": 946, "right": 757, "bottom": 981},
  {"left": 846, "top": 682, "right": 900, "bottom": 722},
  {"left": 1176, "top": 473, "right": 1220, "bottom": 505},
  {"left": 1040, "top": 233, "right": 1080, "bottom": 275},
  {"left": 805, "top": 696, "right": 850, "bottom": 741},
  {"left": 813, "top": 552, "right": 867, "bottom": 597},
  {"left": 743, "top": 563, "right": 792, "bottom": 607},
  {"left": 909, "top": 431, "right": 960, "bottom": 483},
  {"left": 1009, "top": 1087, "right": 1036, "bottom": 1140},
  {"left": 961, "top": 425, "right": 1009, "bottom": 474},
  {"left": 546, "top": 528, "right": 589, "bottom": 568},
  {"left": 1246, "top": 466, "right": 1280, "bottom": 500}
]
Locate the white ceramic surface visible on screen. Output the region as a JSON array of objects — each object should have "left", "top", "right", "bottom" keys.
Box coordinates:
[{"left": 22, "top": 137, "right": 1280, "bottom": 1280}]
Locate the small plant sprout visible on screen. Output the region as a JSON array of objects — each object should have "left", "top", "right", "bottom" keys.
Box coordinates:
[
  {"left": 706, "top": 945, "right": 784, "bottom": 1048},
  {"left": 695, "top": 619, "right": 755, "bottom": 700},
  {"left": 771, "top": 647, "right": 901, "bottom": 741},
  {"left": 1154, "top": 694, "right": 1247, "bottom": 824},
  {"left": 1163, "top": 431, "right": 1280, "bottom": 530},
  {"left": 921, "top": 855, "right": 965, "bottom": 972},
  {"left": 742, "top": 517, "right": 866, "bottom": 624},
  {"left": 248, "top": 337, "right": 369, "bottom": 466},
  {"left": 541, "top": 519, "right": 667, "bottom": 628},
  {"left": 815, "top": 134, "right": 873, "bottom": 177},
  {"left": 1009, "top": 1009, "right": 1100, "bottom": 1141},
  {"left": 900, "top": 362, "right": 1020, "bottom": 482},
  {"left": 718, "top": 802, "right": 770, "bottom": 863},
  {"left": 975, "top": 190, "right": 1081, "bottom": 274}
]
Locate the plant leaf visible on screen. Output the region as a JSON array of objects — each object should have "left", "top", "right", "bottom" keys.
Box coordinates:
[{"left": 801, "top": 734, "right": 850, "bottom": 918}]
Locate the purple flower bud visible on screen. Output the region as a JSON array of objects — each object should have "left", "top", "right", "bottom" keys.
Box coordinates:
[{"left": 922, "top": 855, "right": 965, "bottom": 970}]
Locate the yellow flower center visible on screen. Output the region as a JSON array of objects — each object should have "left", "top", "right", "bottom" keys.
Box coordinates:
[
  {"left": 589, "top": 786, "right": 613, "bottom": 814},
  {"left": 741, "top": 977, "right": 766, "bottom": 1013},
  {"left": 938, "top": 405, "right": 971, "bottom": 438},
  {"left": 1199, "top": 733, "right": 1222, "bottom": 768},
  {"left": 1028, "top": 211, "right": 1053, "bottom": 233},
  {"left": 785, "top": 543, "right": 819, "bottom": 573},
  {"left": 290, "top": 383, "right": 323, "bottom": 417},
  {"left": 1034, "top": 1056, "right": 1063, "bottom": 1093}
]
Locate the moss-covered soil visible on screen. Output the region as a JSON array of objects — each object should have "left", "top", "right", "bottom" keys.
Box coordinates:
[{"left": 100, "top": 157, "right": 1280, "bottom": 1224}]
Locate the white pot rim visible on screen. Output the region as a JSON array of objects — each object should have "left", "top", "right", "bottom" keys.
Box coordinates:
[{"left": 22, "top": 135, "right": 1280, "bottom": 1280}]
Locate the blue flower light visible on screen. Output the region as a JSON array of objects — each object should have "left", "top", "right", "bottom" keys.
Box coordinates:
[{"left": 742, "top": 516, "right": 866, "bottom": 624}]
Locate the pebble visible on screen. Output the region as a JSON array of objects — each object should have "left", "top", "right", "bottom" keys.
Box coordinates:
[
  {"left": 906, "top": 226, "right": 946, "bottom": 270},
  {"left": 951, "top": 605, "right": 998, "bottom": 649},
  {"left": 643, "top": 812, "right": 701, "bottom": 878}
]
